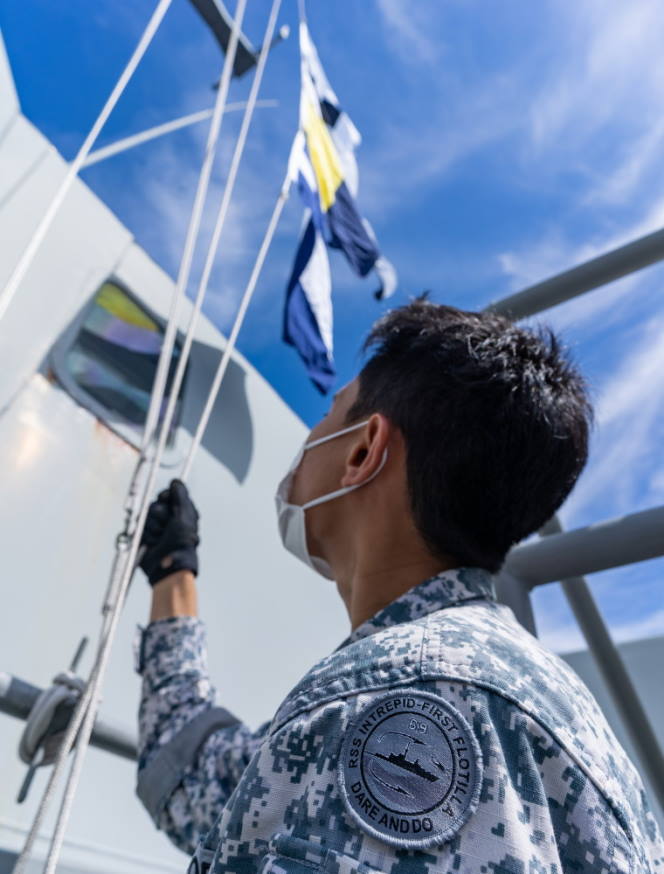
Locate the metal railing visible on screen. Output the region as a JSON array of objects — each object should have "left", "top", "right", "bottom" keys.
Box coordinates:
[
  {"left": 486, "top": 232, "right": 664, "bottom": 813},
  {"left": 485, "top": 224, "right": 664, "bottom": 319},
  {"left": 0, "top": 672, "right": 136, "bottom": 762}
]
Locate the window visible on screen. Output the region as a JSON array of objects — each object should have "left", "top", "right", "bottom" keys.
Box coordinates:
[{"left": 52, "top": 280, "right": 186, "bottom": 451}]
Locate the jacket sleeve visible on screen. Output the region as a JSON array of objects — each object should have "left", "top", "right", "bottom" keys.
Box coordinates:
[{"left": 136, "top": 616, "right": 269, "bottom": 855}]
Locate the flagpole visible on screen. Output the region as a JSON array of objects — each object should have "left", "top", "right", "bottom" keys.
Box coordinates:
[{"left": 298, "top": 0, "right": 307, "bottom": 24}]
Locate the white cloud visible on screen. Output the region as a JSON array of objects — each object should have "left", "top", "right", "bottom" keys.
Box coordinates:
[
  {"left": 497, "top": 186, "right": 664, "bottom": 336},
  {"left": 529, "top": 0, "right": 664, "bottom": 151},
  {"left": 369, "top": 0, "right": 664, "bottom": 229},
  {"left": 361, "top": 1, "right": 536, "bottom": 216},
  {"left": 502, "top": 195, "right": 664, "bottom": 294},
  {"left": 495, "top": 185, "right": 664, "bottom": 531},
  {"left": 648, "top": 468, "right": 664, "bottom": 505},
  {"left": 596, "top": 317, "right": 664, "bottom": 428},
  {"left": 561, "top": 313, "right": 664, "bottom": 523},
  {"left": 585, "top": 119, "right": 664, "bottom": 206},
  {"left": 540, "top": 608, "right": 664, "bottom": 655},
  {"left": 374, "top": 0, "right": 442, "bottom": 68},
  {"left": 359, "top": 70, "right": 525, "bottom": 216}
]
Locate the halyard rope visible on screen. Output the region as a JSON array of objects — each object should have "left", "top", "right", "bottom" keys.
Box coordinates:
[
  {"left": 150, "top": 0, "right": 287, "bottom": 487},
  {"left": 12, "top": 1, "right": 250, "bottom": 870},
  {"left": 38, "top": 1, "right": 287, "bottom": 872},
  {"left": 134, "top": 0, "right": 249, "bottom": 468},
  {"left": 182, "top": 132, "right": 301, "bottom": 480}
]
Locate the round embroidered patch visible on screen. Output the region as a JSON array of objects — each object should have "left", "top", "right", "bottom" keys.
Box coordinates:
[{"left": 338, "top": 689, "right": 482, "bottom": 848}]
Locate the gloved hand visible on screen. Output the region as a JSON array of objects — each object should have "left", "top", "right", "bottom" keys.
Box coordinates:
[{"left": 139, "top": 479, "right": 200, "bottom": 586}]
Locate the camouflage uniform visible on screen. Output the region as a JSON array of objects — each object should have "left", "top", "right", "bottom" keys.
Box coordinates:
[{"left": 136, "top": 568, "right": 664, "bottom": 873}]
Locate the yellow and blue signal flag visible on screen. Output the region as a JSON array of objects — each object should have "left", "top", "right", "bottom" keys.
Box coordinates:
[{"left": 284, "top": 22, "right": 397, "bottom": 394}]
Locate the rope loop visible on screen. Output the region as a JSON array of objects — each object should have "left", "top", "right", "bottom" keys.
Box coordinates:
[
  {"left": 18, "top": 672, "right": 85, "bottom": 765},
  {"left": 15, "top": 637, "right": 88, "bottom": 805}
]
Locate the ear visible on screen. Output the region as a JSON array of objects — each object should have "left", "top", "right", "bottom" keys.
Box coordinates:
[{"left": 340, "top": 414, "right": 389, "bottom": 488}]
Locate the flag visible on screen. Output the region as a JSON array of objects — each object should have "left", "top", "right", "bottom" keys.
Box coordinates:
[
  {"left": 299, "top": 23, "right": 396, "bottom": 295},
  {"left": 283, "top": 132, "right": 335, "bottom": 394},
  {"left": 283, "top": 24, "right": 398, "bottom": 395}
]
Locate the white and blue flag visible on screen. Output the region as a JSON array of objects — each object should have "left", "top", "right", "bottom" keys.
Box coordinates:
[{"left": 283, "top": 23, "right": 397, "bottom": 394}]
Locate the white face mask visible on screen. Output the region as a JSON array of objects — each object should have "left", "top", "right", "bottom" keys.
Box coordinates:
[{"left": 275, "top": 420, "right": 388, "bottom": 580}]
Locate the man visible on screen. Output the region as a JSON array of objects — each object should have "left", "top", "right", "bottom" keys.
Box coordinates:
[{"left": 136, "top": 300, "right": 663, "bottom": 873}]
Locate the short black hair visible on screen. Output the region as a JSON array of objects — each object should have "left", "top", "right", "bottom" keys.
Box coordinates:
[{"left": 347, "top": 298, "right": 593, "bottom": 573}]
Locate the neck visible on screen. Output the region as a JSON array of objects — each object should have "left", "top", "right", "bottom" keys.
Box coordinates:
[
  {"left": 336, "top": 547, "right": 456, "bottom": 631},
  {"left": 322, "top": 455, "right": 457, "bottom": 630}
]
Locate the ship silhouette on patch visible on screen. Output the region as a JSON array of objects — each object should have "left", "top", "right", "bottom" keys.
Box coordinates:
[{"left": 368, "top": 731, "right": 446, "bottom": 796}]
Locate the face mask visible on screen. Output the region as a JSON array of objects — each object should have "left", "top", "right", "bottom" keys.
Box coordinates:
[{"left": 275, "top": 420, "right": 388, "bottom": 580}]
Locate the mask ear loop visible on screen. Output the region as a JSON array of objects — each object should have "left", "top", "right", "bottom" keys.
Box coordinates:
[
  {"left": 304, "top": 420, "right": 371, "bottom": 451},
  {"left": 302, "top": 448, "right": 388, "bottom": 511}
]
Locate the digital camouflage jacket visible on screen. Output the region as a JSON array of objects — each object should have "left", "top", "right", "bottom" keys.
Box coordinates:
[{"left": 136, "top": 567, "right": 664, "bottom": 873}]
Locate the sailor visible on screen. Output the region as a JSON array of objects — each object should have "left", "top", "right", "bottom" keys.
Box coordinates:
[{"left": 135, "top": 299, "right": 664, "bottom": 872}]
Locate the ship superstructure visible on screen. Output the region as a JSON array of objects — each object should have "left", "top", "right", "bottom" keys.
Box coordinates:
[{"left": 0, "top": 9, "right": 662, "bottom": 872}]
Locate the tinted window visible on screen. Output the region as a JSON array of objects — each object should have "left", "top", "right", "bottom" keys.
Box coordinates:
[{"left": 59, "top": 281, "right": 184, "bottom": 446}]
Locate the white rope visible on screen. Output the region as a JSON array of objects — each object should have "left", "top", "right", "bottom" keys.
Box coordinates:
[
  {"left": 13, "top": 8, "right": 249, "bottom": 866},
  {"left": 11, "top": 653, "right": 103, "bottom": 874},
  {"left": 298, "top": 0, "right": 308, "bottom": 24},
  {"left": 42, "top": 0, "right": 285, "bottom": 854},
  {"left": 82, "top": 101, "right": 278, "bottom": 168},
  {"left": 41, "top": 574, "right": 131, "bottom": 874},
  {"left": 182, "top": 141, "right": 299, "bottom": 479},
  {"left": 145, "top": 0, "right": 285, "bottom": 494},
  {"left": 12, "top": 574, "right": 118, "bottom": 872},
  {"left": 136, "top": 0, "right": 249, "bottom": 463},
  {"left": 36, "top": 19, "right": 251, "bottom": 874},
  {"left": 15, "top": 2, "right": 290, "bottom": 867},
  {"left": 10, "top": 0, "right": 178, "bottom": 858},
  {"left": 36, "top": 6, "right": 272, "bottom": 871},
  {"left": 0, "top": 0, "right": 174, "bottom": 326},
  {"left": 12, "top": 541, "right": 130, "bottom": 874}
]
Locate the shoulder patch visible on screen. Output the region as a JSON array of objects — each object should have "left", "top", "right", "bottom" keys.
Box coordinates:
[{"left": 338, "top": 689, "right": 482, "bottom": 849}]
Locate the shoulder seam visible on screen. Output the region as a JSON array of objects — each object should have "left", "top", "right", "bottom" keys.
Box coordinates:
[{"left": 271, "top": 667, "right": 635, "bottom": 846}]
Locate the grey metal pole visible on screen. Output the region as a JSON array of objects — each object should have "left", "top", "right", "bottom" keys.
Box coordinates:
[
  {"left": 538, "top": 517, "right": 664, "bottom": 813},
  {"left": 485, "top": 226, "right": 664, "bottom": 320},
  {"left": 0, "top": 672, "right": 136, "bottom": 761},
  {"left": 503, "top": 504, "right": 664, "bottom": 587},
  {"left": 493, "top": 568, "right": 538, "bottom": 635},
  {"left": 81, "top": 100, "right": 278, "bottom": 168}
]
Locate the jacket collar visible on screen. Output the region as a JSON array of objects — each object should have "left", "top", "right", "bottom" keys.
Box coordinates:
[
  {"left": 271, "top": 567, "right": 496, "bottom": 735},
  {"left": 338, "top": 567, "right": 495, "bottom": 650}
]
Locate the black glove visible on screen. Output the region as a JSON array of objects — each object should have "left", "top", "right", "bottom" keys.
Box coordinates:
[{"left": 139, "top": 479, "right": 200, "bottom": 586}]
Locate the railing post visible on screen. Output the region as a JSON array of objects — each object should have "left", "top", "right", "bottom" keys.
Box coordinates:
[
  {"left": 493, "top": 568, "right": 538, "bottom": 636},
  {"left": 539, "top": 517, "right": 664, "bottom": 814}
]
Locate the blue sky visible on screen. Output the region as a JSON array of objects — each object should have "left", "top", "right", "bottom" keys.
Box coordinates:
[{"left": 2, "top": 0, "right": 663, "bottom": 652}]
